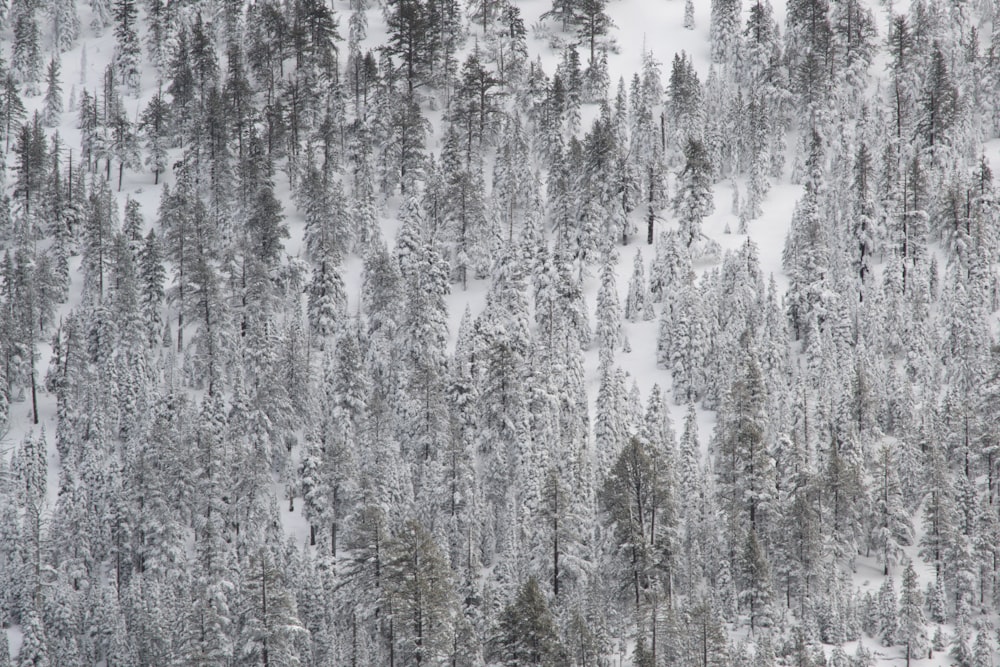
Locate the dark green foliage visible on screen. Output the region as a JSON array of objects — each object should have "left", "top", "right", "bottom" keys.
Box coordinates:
[
  {"left": 495, "top": 578, "right": 566, "bottom": 666},
  {"left": 385, "top": 520, "right": 455, "bottom": 665}
]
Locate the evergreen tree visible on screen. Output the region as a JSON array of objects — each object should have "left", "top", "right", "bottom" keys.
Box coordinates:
[
  {"left": 576, "top": 0, "right": 613, "bottom": 68},
  {"left": 625, "top": 248, "right": 651, "bottom": 322},
  {"left": 972, "top": 624, "right": 993, "bottom": 667},
  {"left": 602, "top": 434, "right": 676, "bottom": 611},
  {"left": 919, "top": 42, "right": 958, "bottom": 150},
  {"left": 899, "top": 559, "right": 926, "bottom": 666},
  {"left": 238, "top": 546, "right": 308, "bottom": 667},
  {"left": 12, "top": 4, "right": 42, "bottom": 93},
  {"left": 871, "top": 442, "right": 912, "bottom": 576},
  {"left": 385, "top": 520, "right": 456, "bottom": 665},
  {"left": 674, "top": 137, "right": 714, "bottom": 247},
  {"left": 716, "top": 336, "right": 775, "bottom": 543},
  {"left": 42, "top": 57, "right": 63, "bottom": 127},
  {"left": 113, "top": 0, "right": 139, "bottom": 92},
  {"left": 495, "top": 578, "right": 566, "bottom": 665},
  {"left": 0, "top": 74, "right": 27, "bottom": 152},
  {"left": 139, "top": 88, "right": 168, "bottom": 184},
  {"left": 739, "top": 527, "right": 774, "bottom": 631},
  {"left": 710, "top": 0, "right": 741, "bottom": 64},
  {"left": 384, "top": 0, "right": 429, "bottom": 93},
  {"left": 138, "top": 229, "right": 164, "bottom": 348},
  {"left": 595, "top": 250, "right": 621, "bottom": 365},
  {"left": 543, "top": 0, "right": 578, "bottom": 32},
  {"left": 48, "top": 0, "right": 80, "bottom": 52},
  {"left": 877, "top": 577, "right": 897, "bottom": 646}
]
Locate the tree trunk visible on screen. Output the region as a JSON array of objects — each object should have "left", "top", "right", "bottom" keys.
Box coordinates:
[{"left": 262, "top": 559, "right": 269, "bottom": 667}]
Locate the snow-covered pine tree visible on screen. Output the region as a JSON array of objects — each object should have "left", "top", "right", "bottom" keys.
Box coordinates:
[
  {"left": 674, "top": 137, "right": 714, "bottom": 248},
  {"left": 42, "top": 57, "right": 62, "bottom": 127}
]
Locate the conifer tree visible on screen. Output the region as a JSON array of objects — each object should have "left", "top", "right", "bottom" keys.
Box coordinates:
[
  {"left": 625, "top": 249, "right": 651, "bottom": 322},
  {"left": 972, "top": 623, "right": 993, "bottom": 667},
  {"left": 602, "top": 434, "right": 676, "bottom": 611},
  {"left": 495, "top": 577, "right": 566, "bottom": 665},
  {"left": 139, "top": 89, "right": 169, "bottom": 184},
  {"left": 674, "top": 137, "right": 714, "bottom": 248},
  {"left": 899, "top": 559, "right": 926, "bottom": 666},
  {"left": 877, "top": 577, "right": 897, "bottom": 646},
  {"left": 385, "top": 520, "right": 456, "bottom": 665},
  {"left": 595, "top": 250, "right": 621, "bottom": 365},
  {"left": 717, "top": 336, "right": 774, "bottom": 542},
  {"left": 12, "top": 3, "right": 42, "bottom": 93},
  {"left": 239, "top": 546, "right": 308, "bottom": 667},
  {"left": 919, "top": 43, "right": 958, "bottom": 150},
  {"left": 710, "top": 0, "right": 741, "bottom": 64},
  {"left": 576, "top": 0, "right": 613, "bottom": 68},
  {"left": 871, "top": 442, "right": 912, "bottom": 576},
  {"left": 138, "top": 229, "right": 165, "bottom": 348},
  {"left": 113, "top": 0, "right": 139, "bottom": 92},
  {"left": 48, "top": 0, "right": 80, "bottom": 52},
  {"left": 42, "top": 57, "right": 63, "bottom": 127},
  {"left": 0, "top": 74, "right": 27, "bottom": 152},
  {"left": 739, "top": 527, "right": 774, "bottom": 632}
]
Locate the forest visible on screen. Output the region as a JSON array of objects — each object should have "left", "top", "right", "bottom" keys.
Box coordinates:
[{"left": 1, "top": 0, "right": 1000, "bottom": 664}]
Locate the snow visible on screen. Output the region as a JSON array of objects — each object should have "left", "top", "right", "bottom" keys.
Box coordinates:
[{"left": 5, "top": 625, "right": 23, "bottom": 661}]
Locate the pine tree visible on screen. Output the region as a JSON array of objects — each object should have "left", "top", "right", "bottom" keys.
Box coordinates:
[
  {"left": 602, "top": 434, "right": 675, "bottom": 611},
  {"left": 495, "top": 577, "right": 566, "bottom": 665},
  {"left": 113, "top": 0, "right": 139, "bottom": 92},
  {"left": 717, "top": 336, "right": 775, "bottom": 542},
  {"left": 877, "top": 577, "right": 897, "bottom": 646},
  {"left": 710, "top": 0, "right": 741, "bottom": 64},
  {"left": 919, "top": 43, "right": 958, "bottom": 150},
  {"left": 238, "top": 545, "right": 308, "bottom": 667},
  {"left": 739, "top": 527, "right": 774, "bottom": 631},
  {"left": 785, "top": 0, "right": 832, "bottom": 114},
  {"left": 42, "top": 57, "right": 63, "bottom": 127},
  {"left": 972, "top": 623, "right": 993, "bottom": 667},
  {"left": 920, "top": 441, "right": 958, "bottom": 581},
  {"left": 543, "top": 0, "right": 578, "bottom": 32},
  {"left": 674, "top": 137, "right": 714, "bottom": 248},
  {"left": 684, "top": 0, "right": 695, "bottom": 29},
  {"left": 625, "top": 249, "right": 651, "bottom": 322},
  {"left": 595, "top": 250, "right": 621, "bottom": 364},
  {"left": 0, "top": 74, "right": 27, "bottom": 152},
  {"left": 384, "top": 0, "right": 429, "bottom": 93},
  {"left": 871, "top": 442, "right": 912, "bottom": 576},
  {"left": 952, "top": 623, "right": 974, "bottom": 667},
  {"left": 49, "top": 0, "right": 80, "bottom": 52},
  {"left": 12, "top": 4, "right": 42, "bottom": 93},
  {"left": 138, "top": 94, "right": 168, "bottom": 187},
  {"left": 576, "top": 0, "right": 613, "bottom": 68},
  {"left": 899, "top": 559, "right": 926, "bottom": 666},
  {"left": 106, "top": 83, "right": 139, "bottom": 189},
  {"left": 12, "top": 114, "right": 47, "bottom": 217},
  {"left": 307, "top": 258, "right": 346, "bottom": 339},
  {"left": 686, "top": 596, "right": 730, "bottom": 666},
  {"left": 138, "top": 229, "right": 164, "bottom": 348},
  {"left": 385, "top": 520, "right": 456, "bottom": 665},
  {"left": 17, "top": 610, "right": 51, "bottom": 667}
]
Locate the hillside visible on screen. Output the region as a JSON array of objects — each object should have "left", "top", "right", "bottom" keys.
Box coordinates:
[{"left": 2, "top": 0, "right": 1000, "bottom": 665}]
